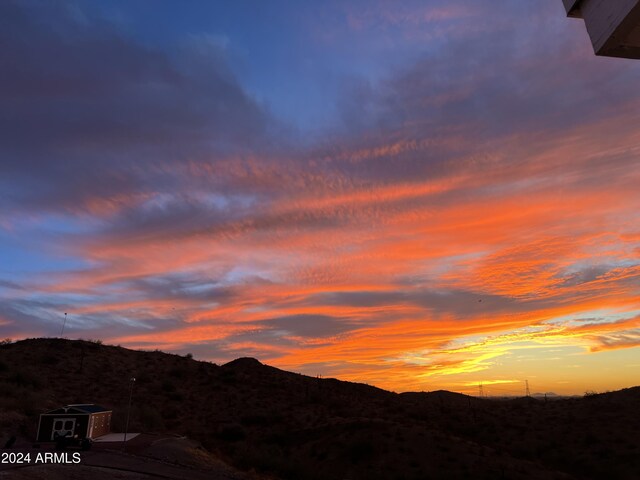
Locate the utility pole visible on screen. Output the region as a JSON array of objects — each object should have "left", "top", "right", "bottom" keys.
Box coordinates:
[
  {"left": 60, "top": 312, "right": 67, "bottom": 336},
  {"left": 525, "top": 380, "right": 531, "bottom": 397}
]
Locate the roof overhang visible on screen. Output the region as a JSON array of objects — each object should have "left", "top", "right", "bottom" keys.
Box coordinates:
[
  {"left": 563, "top": 0, "right": 583, "bottom": 18},
  {"left": 563, "top": 0, "right": 640, "bottom": 59}
]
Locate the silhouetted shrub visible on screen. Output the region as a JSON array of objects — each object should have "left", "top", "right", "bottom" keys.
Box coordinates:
[
  {"left": 583, "top": 432, "right": 598, "bottom": 446},
  {"left": 240, "top": 413, "right": 269, "bottom": 426},
  {"left": 0, "top": 385, "right": 42, "bottom": 415},
  {"left": 218, "top": 423, "right": 246, "bottom": 442},
  {"left": 265, "top": 431, "right": 292, "bottom": 447},
  {"left": 38, "top": 353, "right": 60, "bottom": 365},
  {"left": 138, "top": 405, "right": 164, "bottom": 431},
  {"left": 346, "top": 439, "right": 375, "bottom": 463},
  {"left": 220, "top": 370, "right": 237, "bottom": 385},
  {"left": 9, "top": 370, "right": 41, "bottom": 388},
  {"left": 168, "top": 367, "right": 185, "bottom": 378},
  {"left": 168, "top": 391, "right": 184, "bottom": 402},
  {"left": 162, "top": 380, "right": 176, "bottom": 392},
  {"left": 165, "top": 406, "right": 179, "bottom": 420}
]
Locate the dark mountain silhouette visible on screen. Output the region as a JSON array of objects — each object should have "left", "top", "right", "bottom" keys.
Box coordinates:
[
  {"left": 223, "top": 357, "right": 265, "bottom": 369},
  {"left": 0, "top": 338, "right": 638, "bottom": 479}
]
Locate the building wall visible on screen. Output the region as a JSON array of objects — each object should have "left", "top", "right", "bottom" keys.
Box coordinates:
[{"left": 88, "top": 412, "right": 112, "bottom": 438}]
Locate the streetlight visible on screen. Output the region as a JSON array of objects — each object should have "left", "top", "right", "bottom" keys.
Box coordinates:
[{"left": 123, "top": 377, "right": 136, "bottom": 451}]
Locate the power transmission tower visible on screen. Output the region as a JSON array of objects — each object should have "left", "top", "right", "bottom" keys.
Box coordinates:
[
  {"left": 525, "top": 380, "right": 530, "bottom": 397},
  {"left": 478, "top": 382, "right": 484, "bottom": 398}
]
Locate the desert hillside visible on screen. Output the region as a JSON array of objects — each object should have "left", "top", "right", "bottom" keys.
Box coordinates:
[{"left": 0, "top": 338, "right": 638, "bottom": 479}]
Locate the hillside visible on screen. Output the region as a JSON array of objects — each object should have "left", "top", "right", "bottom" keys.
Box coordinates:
[{"left": 0, "top": 338, "right": 638, "bottom": 479}]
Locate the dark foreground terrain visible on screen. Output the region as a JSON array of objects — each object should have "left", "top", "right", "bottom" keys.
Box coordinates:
[{"left": 0, "top": 338, "right": 638, "bottom": 479}]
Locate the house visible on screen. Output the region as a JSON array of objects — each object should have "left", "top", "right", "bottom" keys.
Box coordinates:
[
  {"left": 36, "top": 404, "right": 112, "bottom": 442},
  {"left": 563, "top": 0, "right": 640, "bottom": 59}
]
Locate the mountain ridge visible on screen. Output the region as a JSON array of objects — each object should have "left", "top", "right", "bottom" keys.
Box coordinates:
[{"left": 0, "top": 338, "right": 638, "bottom": 479}]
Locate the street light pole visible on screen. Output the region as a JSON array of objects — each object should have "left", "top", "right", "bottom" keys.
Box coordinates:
[{"left": 123, "top": 377, "right": 136, "bottom": 451}]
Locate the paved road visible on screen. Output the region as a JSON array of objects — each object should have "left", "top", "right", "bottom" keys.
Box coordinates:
[
  {"left": 84, "top": 450, "right": 245, "bottom": 480},
  {"left": 0, "top": 449, "right": 249, "bottom": 480}
]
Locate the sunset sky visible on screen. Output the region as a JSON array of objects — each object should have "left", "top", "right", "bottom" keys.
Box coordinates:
[{"left": 1, "top": 0, "right": 639, "bottom": 395}]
